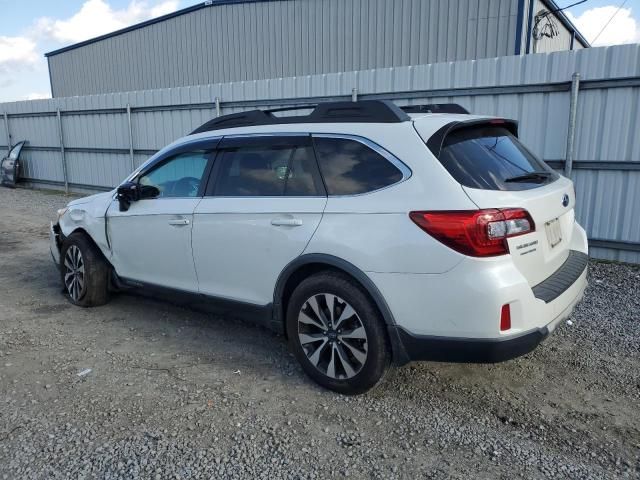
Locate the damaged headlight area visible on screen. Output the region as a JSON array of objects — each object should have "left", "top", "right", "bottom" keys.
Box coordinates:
[{"left": 56, "top": 207, "right": 68, "bottom": 223}]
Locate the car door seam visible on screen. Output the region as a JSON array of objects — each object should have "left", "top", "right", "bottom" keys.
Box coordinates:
[
  {"left": 191, "top": 197, "right": 205, "bottom": 289},
  {"left": 301, "top": 196, "right": 328, "bottom": 255}
]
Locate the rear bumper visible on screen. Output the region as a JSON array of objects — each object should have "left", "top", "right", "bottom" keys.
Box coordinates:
[
  {"left": 393, "top": 324, "right": 548, "bottom": 363},
  {"left": 386, "top": 264, "right": 588, "bottom": 365},
  {"left": 372, "top": 221, "right": 589, "bottom": 365}
]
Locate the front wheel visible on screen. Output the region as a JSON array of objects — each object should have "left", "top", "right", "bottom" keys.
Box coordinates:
[
  {"left": 286, "top": 271, "right": 390, "bottom": 395},
  {"left": 60, "top": 233, "right": 111, "bottom": 307}
]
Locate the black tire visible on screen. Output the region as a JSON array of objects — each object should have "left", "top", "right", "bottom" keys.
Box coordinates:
[
  {"left": 60, "top": 232, "right": 111, "bottom": 307},
  {"left": 286, "top": 271, "right": 390, "bottom": 395}
]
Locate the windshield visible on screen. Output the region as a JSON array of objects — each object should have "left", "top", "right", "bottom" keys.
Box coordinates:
[{"left": 438, "top": 126, "right": 558, "bottom": 191}]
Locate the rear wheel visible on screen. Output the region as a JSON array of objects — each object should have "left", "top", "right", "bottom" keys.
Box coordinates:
[
  {"left": 286, "top": 271, "right": 390, "bottom": 394},
  {"left": 60, "top": 233, "right": 110, "bottom": 307}
]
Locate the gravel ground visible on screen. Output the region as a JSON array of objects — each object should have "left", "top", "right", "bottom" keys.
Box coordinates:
[{"left": 0, "top": 186, "right": 638, "bottom": 479}]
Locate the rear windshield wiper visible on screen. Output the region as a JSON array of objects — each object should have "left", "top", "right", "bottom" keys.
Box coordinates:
[{"left": 504, "top": 171, "right": 552, "bottom": 183}]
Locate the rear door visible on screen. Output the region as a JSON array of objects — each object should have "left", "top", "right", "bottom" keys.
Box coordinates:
[
  {"left": 415, "top": 120, "right": 575, "bottom": 286},
  {"left": 192, "top": 135, "right": 327, "bottom": 305}
]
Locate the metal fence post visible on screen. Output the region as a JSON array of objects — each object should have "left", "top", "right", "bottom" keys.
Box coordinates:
[
  {"left": 215, "top": 96, "right": 221, "bottom": 117},
  {"left": 126, "top": 103, "right": 135, "bottom": 171},
  {"left": 351, "top": 88, "right": 358, "bottom": 102},
  {"left": 56, "top": 109, "right": 69, "bottom": 194},
  {"left": 3, "top": 112, "right": 10, "bottom": 150},
  {"left": 564, "top": 72, "right": 580, "bottom": 177}
]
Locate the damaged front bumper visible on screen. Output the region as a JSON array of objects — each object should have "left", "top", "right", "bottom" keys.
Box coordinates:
[{"left": 49, "top": 222, "right": 62, "bottom": 268}]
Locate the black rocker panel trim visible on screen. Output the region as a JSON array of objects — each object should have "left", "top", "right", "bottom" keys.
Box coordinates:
[{"left": 116, "top": 277, "right": 274, "bottom": 329}]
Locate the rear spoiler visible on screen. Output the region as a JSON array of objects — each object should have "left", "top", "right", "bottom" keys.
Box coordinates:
[{"left": 425, "top": 118, "right": 519, "bottom": 159}]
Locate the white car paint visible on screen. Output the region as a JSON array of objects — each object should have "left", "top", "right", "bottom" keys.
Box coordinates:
[
  {"left": 52, "top": 111, "right": 588, "bottom": 349},
  {"left": 368, "top": 220, "right": 588, "bottom": 338},
  {"left": 58, "top": 190, "right": 112, "bottom": 256},
  {"left": 192, "top": 196, "right": 327, "bottom": 304},
  {"left": 106, "top": 197, "right": 201, "bottom": 292}
]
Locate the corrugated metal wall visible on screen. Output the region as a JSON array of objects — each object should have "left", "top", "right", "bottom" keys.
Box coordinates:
[
  {"left": 3, "top": 44, "right": 639, "bottom": 263},
  {"left": 47, "top": 0, "right": 521, "bottom": 97},
  {"left": 519, "top": 0, "right": 586, "bottom": 54},
  {"left": 531, "top": 0, "right": 574, "bottom": 53}
]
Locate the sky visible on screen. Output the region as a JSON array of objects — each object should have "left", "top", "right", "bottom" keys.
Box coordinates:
[{"left": 0, "top": 0, "right": 639, "bottom": 103}]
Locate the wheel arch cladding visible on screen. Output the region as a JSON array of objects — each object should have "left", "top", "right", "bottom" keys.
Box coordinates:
[{"left": 273, "top": 254, "right": 411, "bottom": 366}]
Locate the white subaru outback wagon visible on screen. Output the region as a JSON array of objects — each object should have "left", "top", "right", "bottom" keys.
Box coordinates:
[{"left": 50, "top": 101, "right": 588, "bottom": 394}]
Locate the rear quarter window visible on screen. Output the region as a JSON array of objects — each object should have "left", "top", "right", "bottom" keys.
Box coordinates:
[
  {"left": 437, "top": 126, "right": 559, "bottom": 191},
  {"left": 313, "top": 137, "right": 403, "bottom": 195}
]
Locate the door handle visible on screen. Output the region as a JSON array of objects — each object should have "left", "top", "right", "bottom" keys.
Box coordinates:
[
  {"left": 168, "top": 218, "right": 190, "bottom": 226},
  {"left": 271, "top": 218, "right": 303, "bottom": 227}
]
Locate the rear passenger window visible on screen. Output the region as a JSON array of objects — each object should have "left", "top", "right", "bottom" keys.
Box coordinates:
[
  {"left": 285, "top": 146, "right": 323, "bottom": 196},
  {"left": 313, "top": 137, "right": 403, "bottom": 195},
  {"left": 213, "top": 138, "right": 323, "bottom": 197}
]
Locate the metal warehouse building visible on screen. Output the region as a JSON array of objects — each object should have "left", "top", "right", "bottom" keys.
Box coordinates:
[{"left": 45, "top": 0, "right": 589, "bottom": 97}]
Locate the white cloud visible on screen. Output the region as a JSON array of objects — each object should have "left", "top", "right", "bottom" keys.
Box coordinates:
[
  {"left": 34, "top": 0, "right": 180, "bottom": 44},
  {"left": 567, "top": 6, "right": 640, "bottom": 46},
  {"left": 0, "top": 35, "right": 39, "bottom": 73},
  {"left": 24, "top": 92, "right": 51, "bottom": 100},
  {"left": 0, "top": 0, "right": 179, "bottom": 101},
  {"left": 150, "top": 1, "right": 180, "bottom": 18}
]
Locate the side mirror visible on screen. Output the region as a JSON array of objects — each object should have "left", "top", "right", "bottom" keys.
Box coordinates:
[
  {"left": 117, "top": 181, "right": 138, "bottom": 212},
  {"left": 116, "top": 182, "right": 159, "bottom": 211},
  {"left": 139, "top": 184, "right": 160, "bottom": 200}
]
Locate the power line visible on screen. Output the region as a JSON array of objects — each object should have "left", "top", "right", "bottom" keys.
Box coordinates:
[
  {"left": 539, "top": 0, "right": 588, "bottom": 19},
  {"left": 590, "top": 0, "right": 628, "bottom": 45}
]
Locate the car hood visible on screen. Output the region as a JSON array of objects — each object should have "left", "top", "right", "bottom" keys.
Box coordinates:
[{"left": 67, "top": 190, "right": 114, "bottom": 207}]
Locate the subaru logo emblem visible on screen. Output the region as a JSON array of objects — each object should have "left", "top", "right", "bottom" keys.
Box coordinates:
[{"left": 562, "top": 194, "right": 569, "bottom": 207}]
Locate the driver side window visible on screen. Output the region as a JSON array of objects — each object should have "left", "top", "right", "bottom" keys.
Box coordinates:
[{"left": 138, "top": 151, "right": 211, "bottom": 198}]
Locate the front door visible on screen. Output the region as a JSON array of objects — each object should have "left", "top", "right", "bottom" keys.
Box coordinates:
[
  {"left": 192, "top": 135, "right": 327, "bottom": 305},
  {"left": 107, "top": 149, "right": 215, "bottom": 292}
]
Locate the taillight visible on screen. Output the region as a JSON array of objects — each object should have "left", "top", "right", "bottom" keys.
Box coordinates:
[
  {"left": 500, "top": 304, "right": 511, "bottom": 331},
  {"left": 409, "top": 208, "right": 535, "bottom": 257}
]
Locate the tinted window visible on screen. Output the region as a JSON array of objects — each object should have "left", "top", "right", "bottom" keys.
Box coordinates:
[
  {"left": 139, "top": 151, "right": 210, "bottom": 198},
  {"left": 438, "top": 126, "right": 559, "bottom": 191},
  {"left": 284, "top": 145, "right": 323, "bottom": 196},
  {"left": 313, "top": 137, "right": 403, "bottom": 195},
  {"left": 214, "top": 142, "right": 322, "bottom": 197}
]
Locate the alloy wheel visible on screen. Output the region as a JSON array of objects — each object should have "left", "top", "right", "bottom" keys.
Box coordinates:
[
  {"left": 64, "top": 245, "right": 85, "bottom": 301},
  {"left": 297, "top": 293, "right": 368, "bottom": 379}
]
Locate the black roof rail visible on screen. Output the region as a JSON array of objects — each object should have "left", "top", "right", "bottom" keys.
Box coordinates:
[
  {"left": 400, "top": 103, "right": 470, "bottom": 114},
  {"left": 190, "top": 100, "right": 411, "bottom": 134}
]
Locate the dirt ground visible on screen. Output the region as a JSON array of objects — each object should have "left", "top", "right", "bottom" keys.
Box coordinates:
[{"left": 0, "top": 187, "right": 638, "bottom": 479}]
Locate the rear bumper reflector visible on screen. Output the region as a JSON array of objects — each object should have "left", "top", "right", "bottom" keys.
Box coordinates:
[
  {"left": 500, "top": 304, "right": 511, "bottom": 331},
  {"left": 531, "top": 250, "right": 589, "bottom": 303}
]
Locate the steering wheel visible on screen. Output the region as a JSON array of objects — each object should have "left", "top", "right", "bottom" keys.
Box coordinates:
[{"left": 172, "top": 176, "right": 200, "bottom": 197}]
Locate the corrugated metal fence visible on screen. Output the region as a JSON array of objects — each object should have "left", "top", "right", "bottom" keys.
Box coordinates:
[{"left": 1, "top": 44, "right": 639, "bottom": 263}]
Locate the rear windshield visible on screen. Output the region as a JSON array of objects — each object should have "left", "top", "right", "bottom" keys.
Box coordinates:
[{"left": 438, "top": 126, "right": 558, "bottom": 191}]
